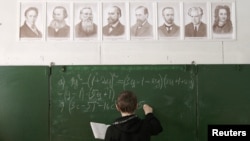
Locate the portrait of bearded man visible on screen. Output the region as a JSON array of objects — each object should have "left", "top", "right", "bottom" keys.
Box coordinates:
[
  {"left": 102, "top": 5, "right": 125, "bottom": 36},
  {"left": 130, "top": 5, "right": 153, "bottom": 37},
  {"left": 48, "top": 6, "right": 70, "bottom": 38},
  {"left": 75, "top": 6, "right": 97, "bottom": 38},
  {"left": 158, "top": 6, "right": 180, "bottom": 37}
]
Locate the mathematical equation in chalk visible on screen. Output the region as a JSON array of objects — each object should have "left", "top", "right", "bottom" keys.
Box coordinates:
[{"left": 53, "top": 72, "right": 195, "bottom": 114}]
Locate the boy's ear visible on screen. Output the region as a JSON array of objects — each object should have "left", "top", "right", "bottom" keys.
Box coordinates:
[{"left": 116, "top": 104, "right": 120, "bottom": 111}]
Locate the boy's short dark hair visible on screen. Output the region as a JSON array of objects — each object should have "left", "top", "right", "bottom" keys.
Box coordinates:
[{"left": 116, "top": 90, "right": 137, "bottom": 113}]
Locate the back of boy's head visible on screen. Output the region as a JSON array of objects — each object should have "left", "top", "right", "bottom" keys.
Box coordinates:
[{"left": 116, "top": 90, "right": 137, "bottom": 113}]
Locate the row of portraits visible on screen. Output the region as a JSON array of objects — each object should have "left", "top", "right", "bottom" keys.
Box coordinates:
[{"left": 19, "top": 1, "right": 236, "bottom": 41}]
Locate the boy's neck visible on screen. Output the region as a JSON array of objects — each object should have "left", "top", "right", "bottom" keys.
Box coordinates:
[{"left": 121, "top": 112, "right": 134, "bottom": 117}]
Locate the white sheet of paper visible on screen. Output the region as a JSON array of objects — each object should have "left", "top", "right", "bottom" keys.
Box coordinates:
[{"left": 90, "top": 122, "right": 110, "bottom": 140}]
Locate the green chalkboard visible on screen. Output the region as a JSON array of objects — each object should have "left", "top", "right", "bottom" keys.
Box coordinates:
[
  {"left": 50, "top": 65, "right": 197, "bottom": 141},
  {"left": 0, "top": 66, "right": 49, "bottom": 141},
  {"left": 197, "top": 65, "right": 250, "bottom": 141},
  {"left": 1, "top": 65, "right": 249, "bottom": 141}
]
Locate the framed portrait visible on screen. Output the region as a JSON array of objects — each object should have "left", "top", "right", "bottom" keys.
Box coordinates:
[
  {"left": 211, "top": 2, "right": 236, "bottom": 39},
  {"left": 183, "top": 2, "right": 208, "bottom": 39},
  {"left": 19, "top": 2, "right": 45, "bottom": 41},
  {"left": 74, "top": 2, "right": 99, "bottom": 41},
  {"left": 46, "top": 2, "right": 71, "bottom": 40},
  {"left": 130, "top": 2, "right": 154, "bottom": 40},
  {"left": 157, "top": 2, "right": 181, "bottom": 40},
  {"left": 102, "top": 2, "right": 127, "bottom": 40}
]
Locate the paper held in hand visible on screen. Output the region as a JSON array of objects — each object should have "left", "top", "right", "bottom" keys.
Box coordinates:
[{"left": 90, "top": 122, "right": 110, "bottom": 139}]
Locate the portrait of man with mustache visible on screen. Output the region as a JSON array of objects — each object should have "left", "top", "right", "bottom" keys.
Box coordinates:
[
  {"left": 47, "top": 6, "right": 70, "bottom": 38},
  {"left": 130, "top": 5, "right": 153, "bottom": 37},
  {"left": 75, "top": 6, "right": 97, "bottom": 38},
  {"left": 102, "top": 5, "right": 125, "bottom": 36},
  {"left": 158, "top": 6, "right": 180, "bottom": 37}
]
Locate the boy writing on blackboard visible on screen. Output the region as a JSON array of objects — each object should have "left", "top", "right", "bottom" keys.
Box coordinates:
[{"left": 105, "top": 90, "right": 163, "bottom": 141}]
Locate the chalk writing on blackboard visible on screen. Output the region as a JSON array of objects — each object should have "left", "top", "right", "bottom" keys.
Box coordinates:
[{"left": 54, "top": 72, "right": 194, "bottom": 114}]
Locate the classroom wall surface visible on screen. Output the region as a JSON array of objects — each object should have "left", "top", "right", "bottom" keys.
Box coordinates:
[{"left": 0, "top": 0, "right": 249, "bottom": 65}]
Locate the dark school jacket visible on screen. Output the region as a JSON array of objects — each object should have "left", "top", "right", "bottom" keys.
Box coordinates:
[{"left": 105, "top": 113, "right": 163, "bottom": 141}]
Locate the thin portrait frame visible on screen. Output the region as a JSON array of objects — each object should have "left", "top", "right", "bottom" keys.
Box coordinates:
[
  {"left": 19, "top": 2, "right": 45, "bottom": 41},
  {"left": 46, "top": 2, "right": 71, "bottom": 41},
  {"left": 73, "top": 2, "right": 99, "bottom": 41},
  {"left": 157, "top": 2, "right": 181, "bottom": 40},
  {"left": 102, "top": 2, "right": 127, "bottom": 41},
  {"left": 211, "top": 2, "right": 236, "bottom": 40},
  {"left": 183, "top": 2, "right": 209, "bottom": 40},
  {"left": 129, "top": 2, "right": 154, "bottom": 40}
]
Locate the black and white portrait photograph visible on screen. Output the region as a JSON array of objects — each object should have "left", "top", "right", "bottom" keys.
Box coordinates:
[
  {"left": 102, "top": 2, "right": 126, "bottom": 40},
  {"left": 74, "top": 2, "right": 98, "bottom": 40},
  {"left": 157, "top": 2, "right": 180, "bottom": 39},
  {"left": 184, "top": 2, "right": 208, "bottom": 39},
  {"left": 211, "top": 2, "right": 235, "bottom": 39},
  {"left": 130, "top": 2, "right": 154, "bottom": 39},
  {"left": 47, "top": 2, "right": 71, "bottom": 39},
  {"left": 19, "top": 2, "right": 44, "bottom": 40}
]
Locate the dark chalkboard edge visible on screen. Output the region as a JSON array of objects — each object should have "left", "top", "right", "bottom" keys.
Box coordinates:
[{"left": 50, "top": 65, "right": 196, "bottom": 72}]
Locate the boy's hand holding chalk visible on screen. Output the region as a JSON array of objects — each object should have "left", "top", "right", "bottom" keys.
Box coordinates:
[{"left": 143, "top": 104, "right": 153, "bottom": 115}]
